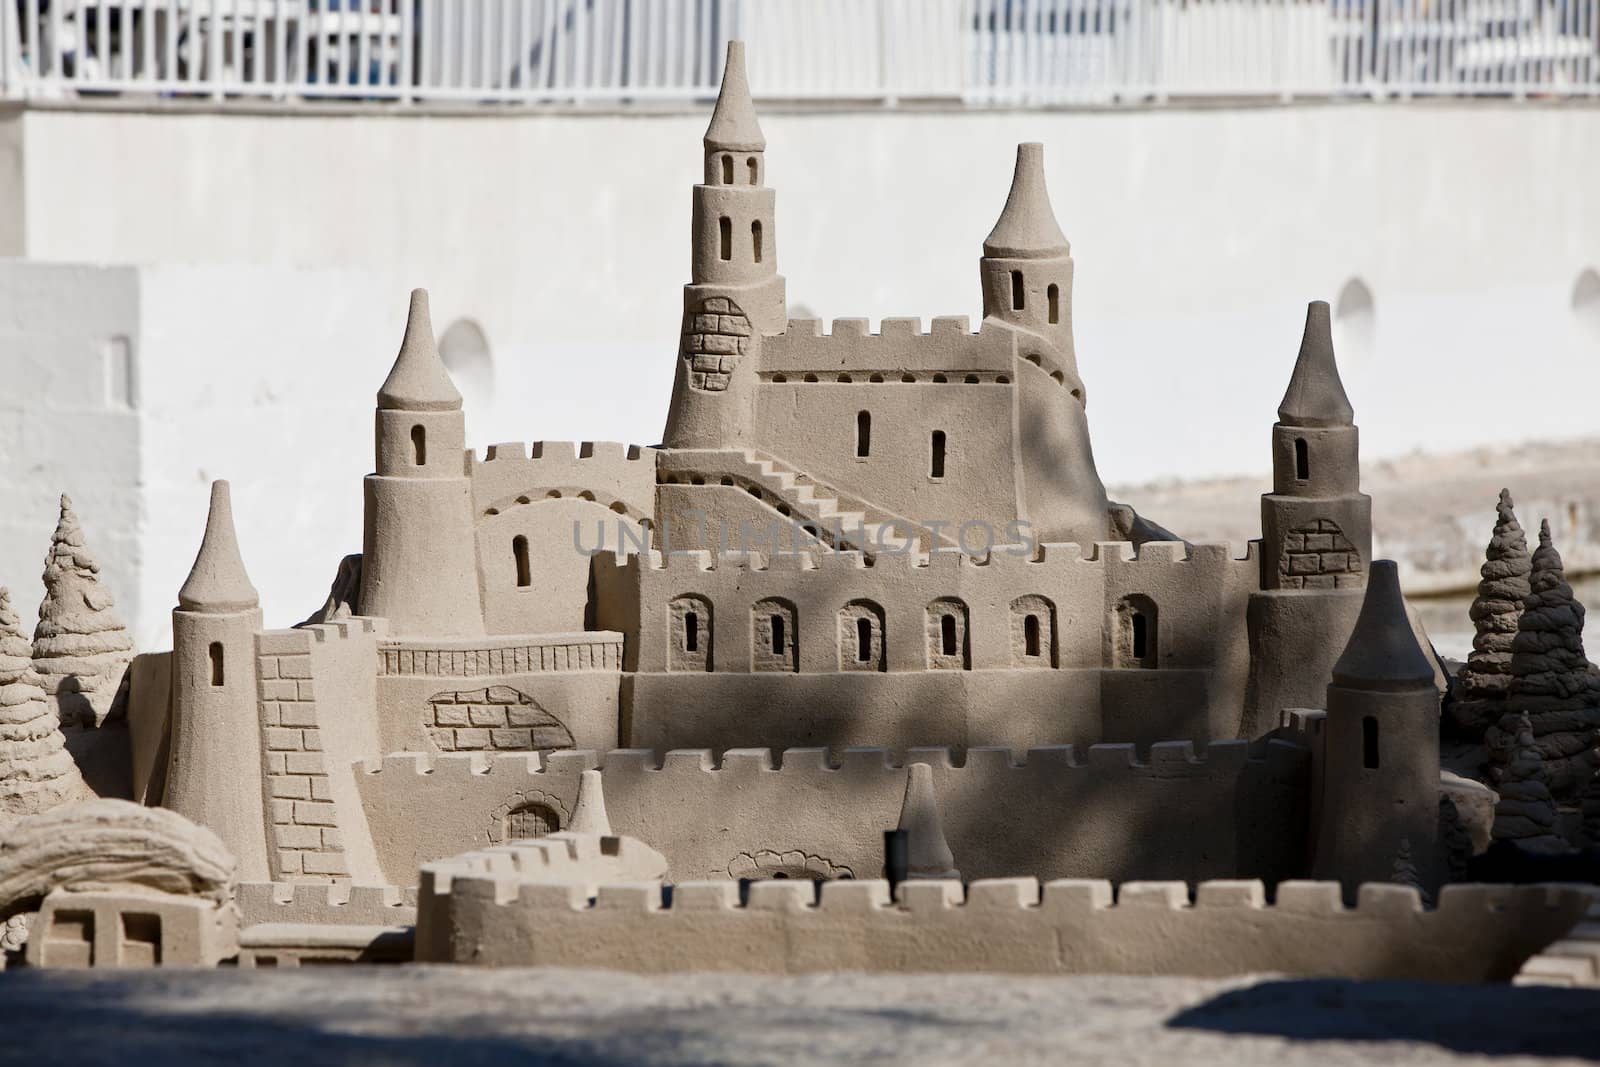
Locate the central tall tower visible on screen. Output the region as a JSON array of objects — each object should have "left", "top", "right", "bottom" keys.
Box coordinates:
[{"left": 663, "top": 41, "right": 786, "bottom": 449}]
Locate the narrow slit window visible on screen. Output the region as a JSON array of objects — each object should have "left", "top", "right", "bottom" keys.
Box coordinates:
[
  {"left": 720, "top": 154, "right": 733, "bottom": 184},
  {"left": 513, "top": 535, "right": 530, "bottom": 588},
  {"left": 770, "top": 615, "right": 785, "bottom": 654},
  {"left": 856, "top": 618, "right": 872, "bottom": 662},
  {"left": 856, "top": 411, "right": 871, "bottom": 458},
  {"left": 940, "top": 614, "right": 957, "bottom": 656},
  {"left": 1131, "top": 613, "right": 1147, "bottom": 660},
  {"left": 1363, "top": 716, "right": 1380, "bottom": 769},
  {"left": 1011, "top": 270, "right": 1025, "bottom": 310},
  {"left": 685, "top": 612, "right": 699, "bottom": 653},
  {"left": 930, "top": 430, "right": 946, "bottom": 478},
  {"left": 1047, "top": 283, "right": 1060, "bottom": 324},
  {"left": 410, "top": 424, "right": 426, "bottom": 466},
  {"left": 1295, "top": 438, "right": 1309, "bottom": 480},
  {"left": 752, "top": 220, "right": 763, "bottom": 263},
  {"left": 718, "top": 217, "right": 732, "bottom": 261},
  {"left": 747, "top": 156, "right": 758, "bottom": 184},
  {"left": 208, "top": 642, "right": 224, "bottom": 687},
  {"left": 1024, "top": 615, "right": 1040, "bottom": 657}
]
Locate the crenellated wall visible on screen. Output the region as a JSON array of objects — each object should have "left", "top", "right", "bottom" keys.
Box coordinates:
[
  {"left": 593, "top": 541, "right": 1260, "bottom": 750},
  {"left": 416, "top": 873, "right": 1592, "bottom": 981},
  {"left": 470, "top": 441, "right": 660, "bottom": 519},
  {"left": 354, "top": 740, "right": 1307, "bottom": 889}
]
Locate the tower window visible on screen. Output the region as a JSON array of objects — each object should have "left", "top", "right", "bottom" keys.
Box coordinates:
[
  {"left": 856, "top": 617, "right": 871, "bottom": 662},
  {"left": 1024, "top": 614, "right": 1040, "bottom": 657},
  {"left": 721, "top": 154, "right": 733, "bottom": 184},
  {"left": 719, "top": 217, "right": 732, "bottom": 261},
  {"left": 411, "top": 424, "right": 426, "bottom": 466},
  {"left": 856, "top": 411, "right": 871, "bottom": 458},
  {"left": 1131, "top": 613, "right": 1147, "bottom": 660},
  {"left": 940, "top": 614, "right": 957, "bottom": 656},
  {"left": 1363, "top": 716, "right": 1379, "bottom": 769},
  {"left": 1011, "top": 270, "right": 1024, "bottom": 311},
  {"left": 770, "top": 615, "right": 785, "bottom": 654},
  {"left": 208, "top": 642, "right": 224, "bottom": 687},
  {"left": 752, "top": 220, "right": 763, "bottom": 264},
  {"left": 930, "top": 430, "right": 946, "bottom": 478},
  {"left": 513, "top": 535, "right": 530, "bottom": 588},
  {"left": 747, "top": 156, "right": 758, "bottom": 184},
  {"left": 1295, "top": 438, "right": 1309, "bottom": 481},
  {"left": 1048, "top": 284, "right": 1060, "bottom": 324},
  {"left": 685, "top": 612, "right": 700, "bottom": 653}
]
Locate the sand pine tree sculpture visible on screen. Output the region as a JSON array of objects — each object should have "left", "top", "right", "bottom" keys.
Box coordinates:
[
  {"left": 1451, "top": 489, "right": 1532, "bottom": 738},
  {"left": 1485, "top": 521, "right": 1600, "bottom": 799},
  {"left": 0, "top": 587, "right": 87, "bottom": 825},
  {"left": 1491, "top": 713, "right": 1570, "bottom": 854},
  {"left": 31, "top": 495, "right": 134, "bottom": 727}
]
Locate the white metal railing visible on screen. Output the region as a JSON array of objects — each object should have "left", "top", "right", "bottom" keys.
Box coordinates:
[{"left": 0, "top": 0, "right": 1596, "bottom": 106}]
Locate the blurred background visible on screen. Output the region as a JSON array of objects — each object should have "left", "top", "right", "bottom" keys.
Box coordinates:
[{"left": 0, "top": 0, "right": 1596, "bottom": 652}]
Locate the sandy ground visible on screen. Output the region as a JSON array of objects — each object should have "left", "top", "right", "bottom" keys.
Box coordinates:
[{"left": 0, "top": 967, "right": 1597, "bottom": 1066}]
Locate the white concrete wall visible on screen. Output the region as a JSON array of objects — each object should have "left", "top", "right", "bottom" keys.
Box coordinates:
[{"left": 2, "top": 103, "right": 1597, "bottom": 647}]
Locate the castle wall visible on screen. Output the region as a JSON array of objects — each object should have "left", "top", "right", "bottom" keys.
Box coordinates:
[
  {"left": 355, "top": 741, "right": 1307, "bottom": 888},
  {"left": 753, "top": 319, "right": 1022, "bottom": 528},
  {"left": 596, "top": 542, "right": 1258, "bottom": 749},
  {"left": 416, "top": 874, "right": 1591, "bottom": 981}
]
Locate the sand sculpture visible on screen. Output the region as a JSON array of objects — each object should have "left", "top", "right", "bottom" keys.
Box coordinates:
[
  {"left": 1452, "top": 489, "right": 1531, "bottom": 738},
  {"left": 0, "top": 587, "right": 88, "bottom": 824},
  {"left": 0, "top": 42, "right": 1595, "bottom": 979}
]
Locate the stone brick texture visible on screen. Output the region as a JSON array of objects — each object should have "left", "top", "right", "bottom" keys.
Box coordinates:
[
  {"left": 682, "top": 298, "right": 751, "bottom": 392},
  {"left": 427, "top": 685, "right": 575, "bottom": 753},
  {"left": 1277, "top": 519, "right": 1363, "bottom": 590}
]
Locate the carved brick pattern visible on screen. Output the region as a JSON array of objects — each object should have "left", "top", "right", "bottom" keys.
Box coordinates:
[
  {"left": 258, "top": 649, "right": 350, "bottom": 882},
  {"left": 427, "top": 686, "right": 574, "bottom": 753},
  {"left": 379, "top": 636, "right": 622, "bottom": 677},
  {"left": 1278, "top": 519, "right": 1364, "bottom": 590},
  {"left": 683, "top": 297, "right": 751, "bottom": 392}
]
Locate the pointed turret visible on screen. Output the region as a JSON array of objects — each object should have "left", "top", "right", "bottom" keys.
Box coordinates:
[
  {"left": 1277, "top": 301, "right": 1354, "bottom": 428},
  {"left": 1331, "top": 560, "right": 1437, "bottom": 692},
  {"left": 897, "top": 762, "right": 960, "bottom": 881},
  {"left": 983, "top": 143, "right": 1070, "bottom": 260},
  {"left": 704, "top": 41, "right": 764, "bottom": 152},
  {"left": 177, "top": 481, "right": 259, "bottom": 615},
  {"left": 377, "top": 289, "right": 461, "bottom": 413},
  {"left": 568, "top": 768, "right": 611, "bottom": 836},
  {"left": 0, "top": 586, "right": 88, "bottom": 824}
]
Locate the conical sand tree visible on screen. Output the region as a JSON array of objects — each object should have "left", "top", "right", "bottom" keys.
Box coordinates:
[
  {"left": 1486, "top": 521, "right": 1600, "bottom": 799},
  {"left": 1451, "top": 489, "right": 1531, "bottom": 737},
  {"left": 1491, "top": 712, "right": 1569, "bottom": 854},
  {"left": 31, "top": 495, "right": 134, "bottom": 727},
  {"left": 0, "top": 587, "right": 87, "bottom": 825}
]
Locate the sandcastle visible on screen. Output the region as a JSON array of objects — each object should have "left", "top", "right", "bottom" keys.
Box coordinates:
[{"left": 0, "top": 42, "right": 1595, "bottom": 982}]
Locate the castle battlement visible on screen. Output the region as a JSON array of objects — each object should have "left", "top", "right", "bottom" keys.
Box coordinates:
[
  {"left": 237, "top": 881, "right": 418, "bottom": 927},
  {"left": 779, "top": 316, "right": 976, "bottom": 339},
  {"left": 470, "top": 440, "right": 661, "bottom": 520},
  {"left": 759, "top": 314, "right": 1012, "bottom": 379}
]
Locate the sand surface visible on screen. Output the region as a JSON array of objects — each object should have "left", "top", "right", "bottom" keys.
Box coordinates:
[{"left": 1, "top": 967, "right": 1597, "bottom": 1066}]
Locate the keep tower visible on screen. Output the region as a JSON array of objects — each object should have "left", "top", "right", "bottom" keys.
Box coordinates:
[
  {"left": 663, "top": 41, "right": 786, "bottom": 449},
  {"left": 358, "top": 289, "right": 485, "bottom": 638}
]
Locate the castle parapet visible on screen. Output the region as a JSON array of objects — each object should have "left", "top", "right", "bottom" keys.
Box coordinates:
[
  {"left": 470, "top": 440, "right": 660, "bottom": 519},
  {"left": 378, "top": 631, "right": 624, "bottom": 677}
]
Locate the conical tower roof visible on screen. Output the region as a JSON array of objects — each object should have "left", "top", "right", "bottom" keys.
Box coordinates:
[
  {"left": 898, "top": 762, "right": 959, "bottom": 880},
  {"left": 704, "top": 41, "right": 765, "bottom": 152},
  {"left": 567, "top": 768, "right": 612, "bottom": 836},
  {"left": 377, "top": 289, "right": 462, "bottom": 413},
  {"left": 178, "top": 481, "right": 259, "bottom": 615},
  {"left": 983, "top": 143, "right": 1070, "bottom": 260},
  {"left": 1332, "top": 560, "right": 1437, "bottom": 691},
  {"left": 1278, "top": 301, "right": 1355, "bottom": 428}
]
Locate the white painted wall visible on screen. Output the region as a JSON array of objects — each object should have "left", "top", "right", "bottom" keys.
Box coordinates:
[{"left": 2, "top": 102, "right": 1597, "bottom": 648}]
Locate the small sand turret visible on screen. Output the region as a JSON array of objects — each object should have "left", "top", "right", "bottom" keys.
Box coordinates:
[{"left": 898, "top": 762, "right": 959, "bottom": 881}]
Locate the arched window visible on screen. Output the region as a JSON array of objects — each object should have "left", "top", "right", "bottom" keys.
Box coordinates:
[
  {"left": 1047, "top": 283, "right": 1059, "bottom": 324},
  {"left": 513, "top": 535, "right": 531, "bottom": 588},
  {"left": 1010, "top": 270, "right": 1025, "bottom": 311},
  {"left": 410, "top": 424, "right": 426, "bottom": 466},
  {"left": 839, "top": 601, "right": 885, "bottom": 672},
  {"left": 720, "top": 154, "right": 733, "bottom": 184},
  {"left": 718, "top": 216, "right": 732, "bottom": 261},
  {"left": 1010, "top": 595, "right": 1055, "bottom": 667},
  {"left": 856, "top": 411, "right": 872, "bottom": 458},
  {"left": 1112, "top": 595, "right": 1158, "bottom": 668},
  {"left": 208, "top": 642, "right": 225, "bottom": 686},
  {"left": 506, "top": 801, "right": 560, "bottom": 839},
  {"left": 669, "top": 595, "right": 713, "bottom": 672},
  {"left": 752, "top": 598, "right": 797, "bottom": 672},
  {"left": 930, "top": 430, "right": 946, "bottom": 478},
  {"left": 752, "top": 220, "right": 763, "bottom": 263},
  {"left": 747, "top": 156, "right": 759, "bottom": 184},
  {"left": 1362, "top": 716, "right": 1380, "bottom": 769},
  {"left": 925, "top": 598, "right": 969, "bottom": 670},
  {"left": 1294, "top": 438, "right": 1309, "bottom": 481}
]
